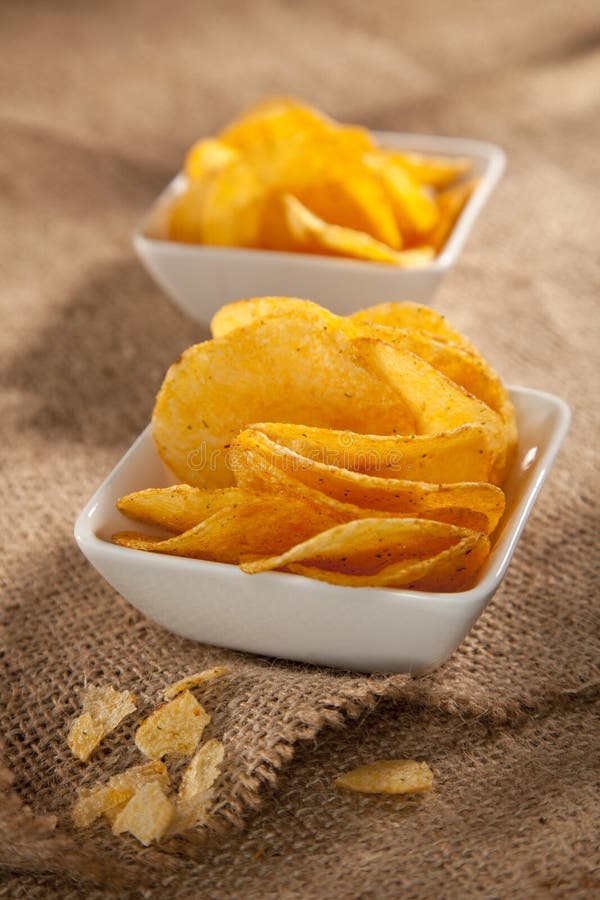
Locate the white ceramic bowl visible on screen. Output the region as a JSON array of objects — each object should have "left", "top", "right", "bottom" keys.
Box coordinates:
[
  {"left": 134, "top": 132, "right": 505, "bottom": 322},
  {"left": 75, "top": 387, "right": 569, "bottom": 674}
]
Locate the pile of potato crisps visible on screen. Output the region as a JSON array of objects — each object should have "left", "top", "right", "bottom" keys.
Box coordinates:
[
  {"left": 167, "top": 97, "right": 477, "bottom": 265},
  {"left": 68, "top": 670, "right": 227, "bottom": 845},
  {"left": 113, "top": 298, "right": 517, "bottom": 592}
]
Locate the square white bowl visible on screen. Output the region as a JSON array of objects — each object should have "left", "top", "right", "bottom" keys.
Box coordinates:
[
  {"left": 75, "top": 386, "right": 569, "bottom": 674},
  {"left": 134, "top": 132, "right": 505, "bottom": 322}
]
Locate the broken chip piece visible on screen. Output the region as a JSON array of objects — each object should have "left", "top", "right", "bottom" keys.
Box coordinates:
[
  {"left": 134, "top": 689, "right": 210, "bottom": 759},
  {"left": 170, "top": 738, "right": 225, "bottom": 832},
  {"left": 112, "top": 781, "right": 175, "bottom": 846},
  {"left": 335, "top": 760, "right": 434, "bottom": 794},
  {"left": 164, "top": 668, "right": 229, "bottom": 700},
  {"left": 67, "top": 685, "right": 136, "bottom": 762},
  {"left": 72, "top": 761, "right": 170, "bottom": 828}
]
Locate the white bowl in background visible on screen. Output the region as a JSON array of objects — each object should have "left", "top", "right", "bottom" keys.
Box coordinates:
[
  {"left": 134, "top": 132, "right": 505, "bottom": 323},
  {"left": 75, "top": 387, "right": 569, "bottom": 674}
]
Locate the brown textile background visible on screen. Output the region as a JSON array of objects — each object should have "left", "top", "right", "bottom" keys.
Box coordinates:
[{"left": 1, "top": 0, "right": 599, "bottom": 896}]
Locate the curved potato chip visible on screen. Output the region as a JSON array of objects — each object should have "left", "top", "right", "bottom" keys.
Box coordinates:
[
  {"left": 352, "top": 338, "right": 508, "bottom": 483},
  {"left": 428, "top": 178, "right": 479, "bottom": 252},
  {"left": 365, "top": 152, "right": 439, "bottom": 241},
  {"left": 113, "top": 491, "right": 353, "bottom": 563},
  {"left": 152, "top": 317, "right": 416, "bottom": 487},
  {"left": 386, "top": 150, "right": 471, "bottom": 189},
  {"left": 169, "top": 180, "right": 212, "bottom": 244},
  {"left": 241, "top": 517, "right": 490, "bottom": 591},
  {"left": 232, "top": 428, "right": 505, "bottom": 534},
  {"left": 210, "top": 296, "right": 333, "bottom": 338},
  {"left": 252, "top": 421, "right": 498, "bottom": 485},
  {"left": 349, "top": 302, "right": 478, "bottom": 354},
  {"left": 201, "top": 154, "right": 266, "bottom": 247},
  {"left": 220, "top": 96, "right": 333, "bottom": 150},
  {"left": 184, "top": 138, "right": 239, "bottom": 181},
  {"left": 116, "top": 486, "right": 250, "bottom": 533},
  {"left": 135, "top": 690, "right": 210, "bottom": 760},
  {"left": 283, "top": 194, "right": 433, "bottom": 266},
  {"left": 335, "top": 759, "right": 434, "bottom": 794}
]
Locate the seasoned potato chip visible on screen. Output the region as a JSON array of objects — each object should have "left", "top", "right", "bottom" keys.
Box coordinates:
[
  {"left": 241, "top": 517, "right": 490, "bottom": 591},
  {"left": 335, "top": 759, "right": 434, "bottom": 794},
  {"left": 428, "top": 178, "right": 479, "bottom": 252},
  {"left": 164, "top": 668, "right": 229, "bottom": 700},
  {"left": 135, "top": 690, "right": 210, "bottom": 759},
  {"left": 349, "top": 301, "right": 478, "bottom": 354},
  {"left": 252, "top": 420, "right": 498, "bottom": 485},
  {"left": 283, "top": 194, "right": 433, "bottom": 266},
  {"left": 168, "top": 180, "right": 213, "bottom": 244},
  {"left": 232, "top": 428, "right": 505, "bottom": 534},
  {"left": 152, "top": 316, "right": 416, "bottom": 487},
  {"left": 184, "top": 138, "right": 239, "bottom": 181},
  {"left": 72, "top": 761, "right": 170, "bottom": 828},
  {"left": 354, "top": 338, "right": 508, "bottom": 483},
  {"left": 67, "top": 685, "right": 136, "bottom": 762},
  {"left": 365, "top": 152, "right": 439, "bottom": 242},
  {"left": 210, "top": 296, "right": 330, "bottom": 338},
  {"left": 170, "top": 739, "right": 225, "bottom": 833},
  {"left": 113, "top": 491, "right": 351, "bottom": 563},
  {"left": 386, "top": 150, "right": 471, "bottom": 189},
  {"left": 112, "top": 781, "right": 174, "bottom": 846},
  {"left": 116, "top": 486, "right": 250, "bottom": 533}
]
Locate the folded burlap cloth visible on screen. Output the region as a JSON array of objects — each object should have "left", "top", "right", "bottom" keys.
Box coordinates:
[{"left": 2, "top": 0, "right": 599, "bottom": 895}]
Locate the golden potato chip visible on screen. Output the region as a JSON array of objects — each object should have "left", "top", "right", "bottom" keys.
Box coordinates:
[
  {"left": 353, "top": 338, "right": 508, "bottom": 483},
  {"left": 252, "top": 420, "right": 498, "bottom": 485},
  {"left": 219, "top": 96, "right": 332, "bottom": 151},
  {"left": 283, "top": 194, "right": 433, "bottom": 266},
  {"left": 164, "top": 668, "right": 229, "bottom": 700},
  {"left": 168, "top": 180, "right": 212, "bottom": 244},
  {"left": 210, "top": 296, "right": 332, "bottom": 339},
  {"left": 67, "top": 685, "right": 136, "bottom": 762},
  {"left": 386, "top": 150, "right": 471, "bottom": 190},
  {"left": 201, "top": 154, "right": 266, "bottom": 247},
  {"left": 365, "top": 152, "right": 439, "bottom": 242},
  {"left": 349, "top": 301, "right": 478, "bottom": 354},
  {"left": 232, "top": 428, "right": 505, "bottom": 534},
  {"left": 135, "top": 690, "right": 210, "bottom": 760},
  {"left": 72, "top": 761, "right": 170, "bottom": 828},
  {"left": 241, "top": 517, "right": 490, "bottom": 592},
  {"left": 184, "top": 138, "right": 239, "bottom": 181},
  {"left": 152, "top": 316, "right": 416, "bottom": 487},
  {"left": 428, "top": 178, "right": 479, "bottom": 252},
  {"left": 116, "top": 486, "right": 250, "bottom": 533},
  {"left": 112, "top": 781, "right": 174, "bottom": 846},
  {"left": 335, "top": 759, "right": 434, "bottom": 794},
  {"left": 170, "top": 739, "right": 225, "bottom": 833},
  {"left": 113, "top": 491, "right": 352, "bottom": 563}
]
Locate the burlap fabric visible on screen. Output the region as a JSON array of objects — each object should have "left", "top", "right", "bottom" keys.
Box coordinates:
[{"left": 1, "top": 0, "right": 599, "bottom": 896}]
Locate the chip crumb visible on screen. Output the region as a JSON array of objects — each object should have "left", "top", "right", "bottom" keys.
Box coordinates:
[
  {"left": 169, "top": 739, "right": 224, "bottom": 834},
  {"left": 72, "top": 761, "right": 170, "bottom": 828},
  {"left": 67, "top": 685, "right": 136, "bottom": 762},
  {"left": 335, "top": 759, "right": 434, "bottom": 795},
  {"left": 164, "top": 667, "right": 229, "bottom": 700},
  {"left": 135, "top": 690, "right": 210, "bottom": 759},
  {"left": 112, "top": 781, "right": 174, "bottom": 846}
]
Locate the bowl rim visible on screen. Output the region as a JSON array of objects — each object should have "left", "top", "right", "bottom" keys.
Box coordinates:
[
  {"left": 133, "top": 130, "right": 506, "bottom": 274},
  {"left": 74, "top": 385, "right": 570, "bottom": 606}
]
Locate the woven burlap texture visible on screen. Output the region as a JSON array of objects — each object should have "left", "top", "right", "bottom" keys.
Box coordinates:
[{"left": 1, "top": 0, "right": 599, "bottom": 896}]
